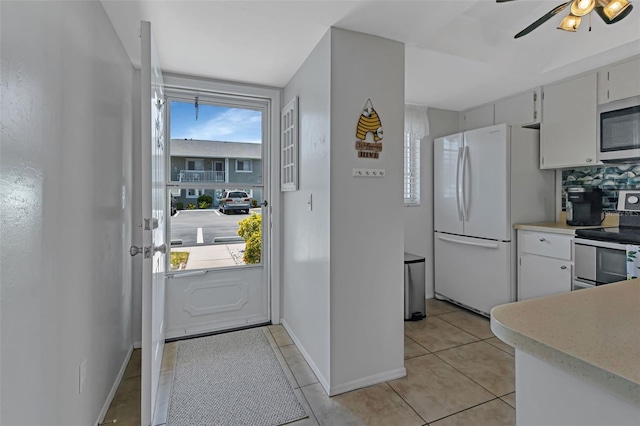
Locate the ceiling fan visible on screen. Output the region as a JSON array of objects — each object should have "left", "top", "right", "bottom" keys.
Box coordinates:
[{"left": 497, "top": 0, "right": 634, "bottom": 38}]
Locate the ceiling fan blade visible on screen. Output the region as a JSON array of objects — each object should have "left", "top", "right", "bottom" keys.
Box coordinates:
[
  {"left": 496, "top": 0, "right": 518, "bottom": 3},
  {"left": 595, "top": 4, "right": 634, "bottom": 23},
  {"left": 514, "top": 1, "right": 573, "bottom": 38}
]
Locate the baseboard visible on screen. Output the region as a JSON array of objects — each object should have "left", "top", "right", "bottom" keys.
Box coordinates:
[
  {"left": 134, "top": 340, "right": 142, "bottom": 349},
  {"left": 281, "top": 319, "right": 331, "bottom": 394},
  {"left": 328, "top": 367, "right": 406, "bottom": 396},
  {"left": 95, "top": 345, "right": 134, "bottom": 426},
  {"left": 426, "top": 292, "right": 434, "bottom": 299}
]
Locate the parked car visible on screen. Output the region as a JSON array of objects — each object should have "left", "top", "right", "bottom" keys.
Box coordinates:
[{"left": 218, "top": 190, "right": 251, "bottom": 214}]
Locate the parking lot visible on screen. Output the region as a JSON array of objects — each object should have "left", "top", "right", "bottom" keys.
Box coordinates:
[{"left": 170, "top": 209, "right": 257, "bottom": 247}]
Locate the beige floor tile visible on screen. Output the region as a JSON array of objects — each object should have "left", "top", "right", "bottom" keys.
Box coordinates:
[
  {"left": 405, "top": 316, "right": 478, "bottom": 352},
  {"left": 123, "top": 349, "right": 141, "bottom": 379},
  {"left": 430, "top": 399, "right": 515, "bottom": 426},
  {"left": 160, "top": 342, "right": 177, "bottom": 372},
  {"left": 281, "top": 344, "right": 319, "bottom": 387},
  {"left": 302, "top": 382, "right": 424, "bottom": 426},
  {"left": 485, "top": 337, "right": 515, "bottom": 356},
  {"left": 500, "top": 392, "right": 516, "bottom": 409},
  {"left": 265, "top": 329, "right": 300, "bottom": 390},
  {"left": 269, "top": 324, "right": 294, "bottom": 347},
  {"left": 426, "top": 298, "right": 463, "bottom": 316},
  {"left": 388, "top": 354, "right": 494, "bottom": 424},
  {"left": 103, "top": 376, "right": 141, "bottom": 425},
  {"left": 404, "top": 335, "right": 429, "bottom": 359},
  {"left": 435, "top": 341, "right": 515, "bottom": 397},
  {"left": 438, "top": 311, "right": 493, "bottom": 339},
  {"left": 288, "top": 387, "right": 320, "bottom": 426}
]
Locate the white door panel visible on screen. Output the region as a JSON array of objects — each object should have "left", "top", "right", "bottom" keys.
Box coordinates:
[
  {"left": 463, "top": 125, "right": 511, "bottom": 241},
  {"left": 165, "top": 267, "right": 269, "bottom": 339},
  {"left": 141, "top": 20, "right": 165, "bottom": 426},
  {"left": 434, "top": 233, "right": 513, "bottom": 315},
  {"left": 434, "top": 133, "right": 463, "bottom": 235}
]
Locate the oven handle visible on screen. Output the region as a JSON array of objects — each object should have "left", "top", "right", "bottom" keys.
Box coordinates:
[{"left": 574, "top": 238, "right": 627, "bottom": 251}]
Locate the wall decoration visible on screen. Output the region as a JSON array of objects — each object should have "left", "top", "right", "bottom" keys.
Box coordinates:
[
  {"left": 355, "top": 99, "right": 383, "bottom": 159},
  {"left": 561, "top": 164, "right": 640, "bottom": 211}
]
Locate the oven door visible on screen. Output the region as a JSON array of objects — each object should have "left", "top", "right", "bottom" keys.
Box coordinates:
[{"left": 574, "top": 238, "right": 627, "bottom": 286}]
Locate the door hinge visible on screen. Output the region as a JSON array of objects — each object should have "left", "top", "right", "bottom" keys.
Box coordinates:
[
  {"left": 607, "top": 71, "right": 610, "bottom": 81},
  {"left": 607, "top": 89, "right": 610, "bottom": 100},
  {"left": 541, "top": 157, "right": 545, "bottom": 166}
]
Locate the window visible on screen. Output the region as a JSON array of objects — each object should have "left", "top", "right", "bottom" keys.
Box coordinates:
[
  {"left": 236, "top": 159, "right": 252, "bottom": 173},
  {"left": 281, "top": 96, "right": 298, "bottom": 191},
  {"left": 404, "top": 105, "right": 429, "bottom": 206},
  {"left": 404, "top": 134, "right": 420, "bottom": 206},
  {"left": 187, "top": 188, "right": 205, "bottom": 198}
]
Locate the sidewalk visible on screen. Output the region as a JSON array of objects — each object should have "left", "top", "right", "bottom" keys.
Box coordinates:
[{"left": 170, "top": 243, "right": 246, "bottom": 270}]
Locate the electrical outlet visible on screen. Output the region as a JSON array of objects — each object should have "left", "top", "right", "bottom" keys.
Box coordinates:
[{"left": 79, "top": 359, "right": 87, "bottom": 394}]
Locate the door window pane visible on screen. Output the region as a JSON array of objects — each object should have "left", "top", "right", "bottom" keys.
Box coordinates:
[{"left": 169, "top": 100, "right": 262, "bottom": 185}]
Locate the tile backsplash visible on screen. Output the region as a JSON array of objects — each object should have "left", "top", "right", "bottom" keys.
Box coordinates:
[{"left": 562, "top": 164, "right": 640, "bottom": 211}]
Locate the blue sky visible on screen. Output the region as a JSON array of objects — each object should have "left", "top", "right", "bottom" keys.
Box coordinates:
[{"left": 170, "top": 101, "right": 262, "bottom": 143}]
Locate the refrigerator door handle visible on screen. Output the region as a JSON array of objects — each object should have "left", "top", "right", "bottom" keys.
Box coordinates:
[
  {"left": 436, "top": 234, "right": 499, "bottom": 249},
  {"left": 461, "top": 145, "right": 469, "bottom": 221},
  {"left": 456, "top": 147, "right": 463, "bottom": 221}
]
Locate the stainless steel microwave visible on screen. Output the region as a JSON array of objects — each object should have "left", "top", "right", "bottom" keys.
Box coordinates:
[{"left": 597, "top": 96, "right": 640, "bottom": 163}]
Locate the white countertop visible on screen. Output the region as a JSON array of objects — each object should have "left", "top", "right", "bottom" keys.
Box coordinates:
[{"left": 490, "top": 280, "right": 640, "bottom": 405}]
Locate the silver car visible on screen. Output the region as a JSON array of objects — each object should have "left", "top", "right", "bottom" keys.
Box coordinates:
[{"left": 218, "top": 190, "right": 251, "bottom": 214}]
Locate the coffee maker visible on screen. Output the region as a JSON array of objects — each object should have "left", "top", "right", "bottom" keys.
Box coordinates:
[{"left": 566, "top": 187, "right": 603, "bottom": 226}]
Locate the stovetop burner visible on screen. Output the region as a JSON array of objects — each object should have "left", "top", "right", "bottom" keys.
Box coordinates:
[{"left": 576, "top": 226, "right": 640, "bottom": 245}]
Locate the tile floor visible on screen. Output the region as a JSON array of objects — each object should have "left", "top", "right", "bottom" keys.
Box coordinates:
[{"left": 102, "top": 298, "right": 516, "bottom": 425}]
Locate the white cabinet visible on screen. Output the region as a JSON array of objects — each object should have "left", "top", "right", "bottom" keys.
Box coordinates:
[
  {"left": 494, "top": 88, "right": 541, "bottom": 128},
  {"left": 460, "top": 104, "right": 494, "bottom": 131},
  {"left": 598, "top": 57, "right": 640, "bottom": 104},
  {"left": 540, "top": 73, "right": 597, "bottom": 169},
  {"left": 517, "top": 230, "right": 573, "bottom": 301}
]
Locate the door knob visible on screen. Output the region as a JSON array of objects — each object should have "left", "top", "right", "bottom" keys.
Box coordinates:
[
  {"left": 261, "top": 200, "right": 268, "bottom": 207},
  {"left": 130, "top": 246, "right": 143, "bottom": 256},
  {"left": 539, "top": 238, "right": 546, "bottom": 242},
  {"left": 560, "top": 265, "right": 567, "bottom": 270},
  {"left": 154, "top": 244, "right": 167, "bottom": 254}
]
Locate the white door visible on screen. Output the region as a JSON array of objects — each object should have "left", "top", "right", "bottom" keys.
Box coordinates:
[
  {"left": 140, "top": 20, "right": 165, "bottom": 426},
  {"left": 164, "top": 94, "right": 270, "bottom": 339},
  {"left": 462, "top": 124, "right": 511, "bottom": 241},
  {"left": 434, "top": 133, "right": 463, "bottom": 235},
  {"left": 434, "top": 233, "right": 512, "bottom": 315}
]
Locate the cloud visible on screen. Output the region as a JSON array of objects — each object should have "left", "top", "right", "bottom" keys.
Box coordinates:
[{"left": 185, "top": 108, "right": 262, "bottom": 143}]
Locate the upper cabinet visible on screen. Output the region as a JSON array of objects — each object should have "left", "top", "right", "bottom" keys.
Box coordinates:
[
  {"left": 494, "top": 88, "right": 541, "bottom": 128},
  {"left": 540, "top": 73, "right": 598, "bottom": 169},
  {"left": 460, "top": 104, "right": 494, "bottom": 131},
  {"left": 598, "top": 57, "right": 640, "bottom": 104}
]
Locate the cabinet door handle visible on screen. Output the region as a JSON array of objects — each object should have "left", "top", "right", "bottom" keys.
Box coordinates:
[
  {"left": 560, "top": 265, "right": 567, "bottom": 270},
  {"left": 539, "top": 238, "right": 546, "bottom": 242}
]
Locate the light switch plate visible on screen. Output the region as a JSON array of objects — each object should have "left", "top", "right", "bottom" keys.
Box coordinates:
[{"left": 353, "top": 168, "right": 385, "bottom": 177}]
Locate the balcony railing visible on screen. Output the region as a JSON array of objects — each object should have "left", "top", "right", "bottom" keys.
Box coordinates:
[{"left": 178, "top": 170, "right": 225, "bottom": 182}]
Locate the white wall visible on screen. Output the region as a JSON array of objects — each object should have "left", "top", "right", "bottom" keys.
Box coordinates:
[
  {"left": 329, "top": 28, "right": 406, "bottom": 392},
  {"left": 282, "top": 32, "right": 332, "bottom": 387},
  {"left": 404, "top": 108, "right": 460, "bottom": 298},
  {"left": 0, "top": 2, "right": 134, "bottom": 424}
]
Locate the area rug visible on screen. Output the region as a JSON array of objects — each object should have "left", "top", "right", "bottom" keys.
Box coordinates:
[{"left": 167, "top": 328, "right": 308, "bottom": 426}]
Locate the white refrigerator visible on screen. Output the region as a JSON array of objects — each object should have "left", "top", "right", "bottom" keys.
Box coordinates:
[{"left": 434, "top": 124, "right": 554, "bottom": 316}]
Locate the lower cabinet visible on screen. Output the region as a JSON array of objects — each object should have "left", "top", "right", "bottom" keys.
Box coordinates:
[{"left": 517, "top": 230, "right": 573, "bottom": 301}]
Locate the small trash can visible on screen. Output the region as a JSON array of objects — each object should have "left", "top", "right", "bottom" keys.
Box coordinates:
[{"left": 404, "top": 252, "right": 426, "bottom": 321}]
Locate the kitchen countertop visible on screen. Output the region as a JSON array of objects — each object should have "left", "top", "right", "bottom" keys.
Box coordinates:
[
  {"left": 514, "top": 214, "right": 619, "bottom": 235},
  {"left": 490, "top": 280, "right": 640, "bottom": 405}
]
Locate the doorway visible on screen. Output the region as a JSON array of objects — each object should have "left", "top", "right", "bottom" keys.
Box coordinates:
[{"left": 163, "top": 85, "right": 278, "bottom": 339}]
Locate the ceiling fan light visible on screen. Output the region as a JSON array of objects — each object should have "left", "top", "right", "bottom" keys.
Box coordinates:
[
  {"left": 603, "top": 0, "right": 631, "bottom": 19},
  {"left": 571, "top": 0, "right": 596, "bottom": 16},
  {"left": 558, "top": 14, "right": 582, "bottom": 31}
]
